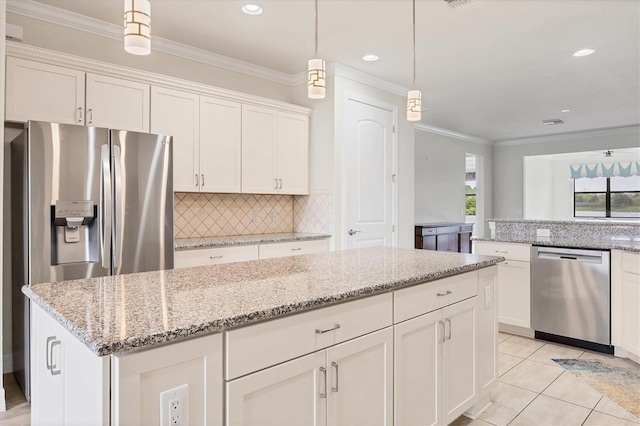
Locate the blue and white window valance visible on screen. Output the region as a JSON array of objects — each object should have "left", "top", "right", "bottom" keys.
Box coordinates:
[{"left": 570, "top": 161, "right": 640, "bottom": 178}]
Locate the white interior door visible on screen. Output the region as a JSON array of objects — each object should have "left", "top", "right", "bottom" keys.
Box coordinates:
[{"left": 345, "top": 98, "right": 395, "bottom": 249}]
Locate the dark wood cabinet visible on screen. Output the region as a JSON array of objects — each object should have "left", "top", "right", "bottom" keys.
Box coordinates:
[{"left": 415, "top": 223, "right": 473, "bottom": 253}]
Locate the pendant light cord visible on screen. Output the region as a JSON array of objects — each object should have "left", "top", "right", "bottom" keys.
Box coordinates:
[
  {"left": 412, "top": 0, "right": 416, "bottom": 89},
  {"left": 315, "top": 0, "right": 319, "bottom": 59}
]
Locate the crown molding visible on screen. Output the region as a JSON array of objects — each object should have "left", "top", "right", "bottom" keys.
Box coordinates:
[
  {"left": 331, "top": 63, "right": 408, "bottom": 97},
  {"left": 7, "top": 0, "right": 297, "bottom": 86},
  {"left": 494, "top": 125, "right": 640, "bottom": 147},
  {"left": 5, "top": 41, "right": 312, "bottom": 115},
  {"left": 414, "top": 123, "right": 493, "bottom": 146}
]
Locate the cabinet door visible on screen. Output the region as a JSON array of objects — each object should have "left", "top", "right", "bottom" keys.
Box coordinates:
[
  {"left": 498, "top": 260, "right": 531, "bottom": 328},
  {"left": 477, "top": 267, "right": 498, "bottom": 399},
  {"left": 621, "top": 269, "right": 640, "bottom": 358},
  {"left": 394, "top": 310, "right": 443, "bottom": 426},
  {"left": 442, "top": 297, "right": 478, "bottom": 425},
  {"left": 241, "top": 104, "right": 277, "bottom": 194},
  {"left": 31, "top": 304, "right": 65, "bottom": 425},
  {"left": 277, "top": 112, "right": 309, "bottom": 195},
  {"left": 150, "top": 86, "right": 199, "bottom": 192},
  {"left": 5, "top": 57, "right": 84, "bottom": 124},
  {"left": 200, "top": 96, "right": 242, "bottom": 193},
  {"left": 226, "top": 351, "right": 326, "bottom": 426},
  {"left": 86, "top": 73, "right": 150, "bottom": 132},
  {"left": 174, "top": 245, "right": 259, "bottom": 268},
  {"left": 327, "top": 327, "right": 393, "bottom": 426}
]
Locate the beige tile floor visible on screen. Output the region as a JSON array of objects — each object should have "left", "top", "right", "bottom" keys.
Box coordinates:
[
  {"left": 1, "top": 334, "right": 638, "bottom": 425},
  {"left": 453, "top": 332, "right": 640, "bottom": 426}
]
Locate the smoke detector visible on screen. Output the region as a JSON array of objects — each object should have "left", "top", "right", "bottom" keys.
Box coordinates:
[
  {"left": 542, "top": 119, "right": 565, "bottom": 126},
  {"left": 443, "top": 0, "right": 486, "bottom": 11}
]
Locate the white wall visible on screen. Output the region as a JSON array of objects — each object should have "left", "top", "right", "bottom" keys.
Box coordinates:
[
  {"left": 523, "top": 156, "right": 553, "bottom": 219},
  {"left": 414, "top": 129, "right": 493, "bottom": 237},
  {"left": 493, "top": 130, "right": 640, "bottom": 218}
]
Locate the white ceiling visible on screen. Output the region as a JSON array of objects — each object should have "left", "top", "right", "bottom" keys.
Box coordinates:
[{"left": 26, "top": 0, "right": 640, "bottom": 141}]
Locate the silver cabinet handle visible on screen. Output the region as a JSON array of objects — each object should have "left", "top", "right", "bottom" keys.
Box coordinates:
[
  {"left": 438, "top": 320, "right": 446, "bottom": 343},
  {"left": 348, "top": 229, "right": 361, "bottom": 236},
  {"left": 46, "top": 336, "right": 61, "bottom": 376},
  {"left": 437, "top": 290, "right": 452, "bottom": 297},
  {"left": 87, "top": 108, "right": 93, "bottom": 124},
  {"left": 445, "top": 318, "right": 452, "bottom": 340},
  {"left": 201, "top": 174, "right": 205, "bottom": 187},
  {"left": 195, "top": 174, "right": 199, "bottom": 187},
  {"left": 279, "top": 178, "right": 282, "bottom": 189},
  {"left": 319, "top": 366, "right": 327, "bottom": 398},
  {"left": 77, "top": 107, "right": 83, "bottom": 123},
  {"left": 274, "top": 178, "right": 278, "bottom": 189},
  {"left": 331, "top": 361, "right": 339, "bottom": 392},
  {"left": 291, "top": 248, "right": 302, "bottom": 251},
  {"left": 210, "top": 255, "right": 223, "bottom": 259},
  {"left": 316, "top": 324, "right": 340, "bottom": 334}
]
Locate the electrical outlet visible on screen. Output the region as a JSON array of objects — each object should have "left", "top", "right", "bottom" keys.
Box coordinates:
[
  {"left": 252, "top": 211, "right": 260, "bottom": 224},
  {"left": 160, "top": 384, "right": 189, "bottom": 426},
  {"left": 271, "top": 211, "right": 277, "bottom": 220}
]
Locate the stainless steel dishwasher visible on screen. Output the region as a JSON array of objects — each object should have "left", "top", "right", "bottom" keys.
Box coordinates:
[{"left": 531, "top": 246, "right": 612, "bottom": 353}]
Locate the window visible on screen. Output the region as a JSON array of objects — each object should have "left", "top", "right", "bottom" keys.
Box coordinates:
[
  {"left": 574, "top": 176, "right": 640, "bottom": 218},
  {"left": 465, "top": 171, "right": 476, "bottom": 216}
]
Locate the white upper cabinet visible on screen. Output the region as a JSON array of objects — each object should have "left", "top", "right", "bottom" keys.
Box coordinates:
[
  {"left": 277, "top": 112, "right": 309, "bottom": 195},
  {"left": 199, "top": 96, "right": 242, "bottom": 193},
  {"left": 241, "top": 104, "right": 278, "bottom": 194},
  {"left": 86, "top": 73, "right": 150, "bottom": 132},
  {"left": 5, "top": 57, "right": 85, "bottom": 125},
  {"left": 242, "top": 105, "right": 309, "bottom": 195},
  {"left": 150, "top": 86, "right": 200, "bottom": 192}
]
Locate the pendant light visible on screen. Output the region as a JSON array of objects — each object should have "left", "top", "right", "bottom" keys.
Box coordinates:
[
  {"left": 308, "top": 0, "right": 326, "bottom": 99},
  {"left": 407, "top": 0, "right": 422, "bottom": 121},
  {"left": 124, "top": 0, "right": 151, "bottom": 55}
]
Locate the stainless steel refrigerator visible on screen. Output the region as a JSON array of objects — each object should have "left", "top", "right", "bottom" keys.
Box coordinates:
[{"left": 11, "top": 121, "right": 174, "bottom": 399}]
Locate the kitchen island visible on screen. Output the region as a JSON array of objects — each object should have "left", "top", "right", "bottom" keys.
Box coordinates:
[{"left": 24, "top": 247, "right": 502, "bottom": 425}]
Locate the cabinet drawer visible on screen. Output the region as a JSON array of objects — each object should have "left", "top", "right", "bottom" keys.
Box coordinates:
[
  {"left": 474, "top": 241, "right": 531, "bottom": 261},
  {"left": 259, "top": 239, "right": 329, "bottom": 259},
  {"left": 394, "top": 271, "right": 478, "bottom": 323},
  {"left": 622, "top": 252, "right": 640, "bottom": 276},
  {"left": 225, "top": 292, "right": 393, "bottom": 380},
  {"left": 174, "top": 245, "right": 259, "bottom": 268}
]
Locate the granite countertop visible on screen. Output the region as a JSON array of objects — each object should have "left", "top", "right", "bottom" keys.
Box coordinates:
[
  {"left": 488, "top": 219, "right": 640, "bottom": 227},
  {"left": 23, "top": 247, "right": 502, "bottom": 357},
  {"left": 473, "top": 236, "right": 640, "bottom": 253},
  {"left": 175, "top": 232, "right": 331, "bottom": 250}
]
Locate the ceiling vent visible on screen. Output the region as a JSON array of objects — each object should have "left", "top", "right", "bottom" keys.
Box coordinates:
[
  {"left": 443, "top": 0, "right": 486, "bottom": 11},
  {"left": 542, "top": 119, "right": 565, "bottom": 126}
]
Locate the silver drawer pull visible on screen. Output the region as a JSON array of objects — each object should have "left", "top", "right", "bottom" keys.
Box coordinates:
[
  {"left": 316, "top": 324, "right": 341, "bottom": 334},
  {"left": 210, "top": 255, "right": 223, "bottom": 259},
  {"left": 331, "top": 361, "right": 339, "bottom": 392},
  {"left": 291, "top": 248, "right": 302, "bottom": 251},
  {"left": 319, "top": 367, "right": 327, "bottom": 398},
  {"left": 495, "top": 250, "right": 508, "bottom": 254},
  {"left": 437, "top": 290, "right": 452, "bottom": 297}
]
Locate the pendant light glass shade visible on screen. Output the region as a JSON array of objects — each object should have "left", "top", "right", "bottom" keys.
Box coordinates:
[
  {"left": 407, "top": 89, "right": 422, "bottom": 121},
  {"left": 308, "top": 58, "right": 326, "bottom": 99},
  {"left": 124, "top": 0, "right": 151, "bottom": 55}
]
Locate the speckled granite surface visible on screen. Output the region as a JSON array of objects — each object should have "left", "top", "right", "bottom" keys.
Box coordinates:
[
  {"left": 175, "top": 232, "right": 331, "bottom": 250},
  {"left": 23, "top": 247, "right": 501, "bottom": 356},
  {"left": 484, "top": 219, "right": 640, "bottom": 252}
]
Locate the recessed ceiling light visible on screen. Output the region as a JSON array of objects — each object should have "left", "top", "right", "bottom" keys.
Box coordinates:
[
  {"left": 573, "top": 49, "right": 595, "bottom": 57},
  {"left": 362, "top": 54, "right": 379, "bottom": 62},
  {"left": 561, "top": 109, "right": 571, "bottom": 113},
  {"left": 242, "top": 4, "right": 263, "bottom": 15}
]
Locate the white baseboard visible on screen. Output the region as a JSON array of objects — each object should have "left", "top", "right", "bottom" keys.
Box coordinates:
[
  {"left": 499, "top": 323, "right": 535, "bottom": 338},
  {"left": 0, "top": 386, "right": 6, "bottom": 412},
  {"left": 3, "top": 354, "right": 13, "bottom": 374},
  {"left": 614, "top": 347, "right": 640, "bottom": 364}
]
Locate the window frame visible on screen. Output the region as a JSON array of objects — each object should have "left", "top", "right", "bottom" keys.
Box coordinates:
[{"left": 574, "top": 177, "right": 640, "bottom": 218}]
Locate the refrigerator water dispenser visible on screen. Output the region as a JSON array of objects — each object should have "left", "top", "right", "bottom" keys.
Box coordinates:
[{"left": 51, "top": 200, "right": 98, "bottom": 264}]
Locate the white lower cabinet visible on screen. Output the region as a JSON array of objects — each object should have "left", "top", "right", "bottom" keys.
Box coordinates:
[
  {"left": 174, "top": 245, "right": 259, "bottom": 268},
  {"left": 226, "top": 328, "right": 393, "bottom": 426},
  {"left": 612, "top": 250, "right": 640, "bottom": 362},
  {"left": 394, "top": 297, "right": 478, "bottom": 426},
  {"left": 259, "top": 239, "right": 329, "bottom": 259}
]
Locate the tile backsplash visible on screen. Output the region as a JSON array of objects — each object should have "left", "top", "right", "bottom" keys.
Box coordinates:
[
  {"left": 174, "top": 192, "right": 294, "bottom": 238},
  {"left": 294, "top": 189, "right": 332, "bottom": 234}
]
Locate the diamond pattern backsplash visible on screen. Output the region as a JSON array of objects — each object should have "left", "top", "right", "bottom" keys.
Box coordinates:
[
  {"left": 174, "top": 193, "right": 294, "bottom": 238},
  {"left": 294, "top": 189, "right": 332, "bottom": 234}
]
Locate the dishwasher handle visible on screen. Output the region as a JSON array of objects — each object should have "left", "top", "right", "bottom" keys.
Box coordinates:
[{"left": 535, "top": 248, "right": 604, "bottom": 264}]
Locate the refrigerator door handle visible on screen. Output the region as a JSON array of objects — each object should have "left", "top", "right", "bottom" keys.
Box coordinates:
[
  {"left": 113, "top": 145, "right": 124, "bottom": 269},
  {"left": 100, "top": 145, "right": 112, "bottom": 269}
]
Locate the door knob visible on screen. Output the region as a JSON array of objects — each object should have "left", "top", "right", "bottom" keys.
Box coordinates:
[{"left": 348, "top": 229, "right": 361, "bottom": 236}]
